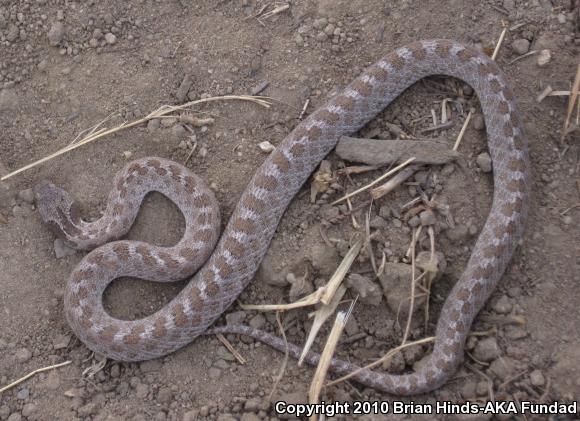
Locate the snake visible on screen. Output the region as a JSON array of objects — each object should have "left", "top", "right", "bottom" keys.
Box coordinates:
[{"left": 34, "top": 40, "right": 531, "bottom": 395}]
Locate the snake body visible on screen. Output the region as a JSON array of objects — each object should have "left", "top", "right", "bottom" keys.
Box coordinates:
[{"left": 35, "top": 40, "right": 530, "bottom": 395}]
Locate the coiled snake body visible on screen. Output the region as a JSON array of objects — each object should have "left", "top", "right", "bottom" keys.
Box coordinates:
[{"left": 35, "top": 40, "right": 530, "bottom": 395}]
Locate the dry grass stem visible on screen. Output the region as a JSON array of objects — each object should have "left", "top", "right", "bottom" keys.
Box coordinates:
[
  {"left": 508, "top": 50, "right": 538, "bottom": 65},
  {"left": 239, "top": 289, "right": 325, "bottom": 312},
  {"left": 562, "top": 63, "right": 580, "bottom": 141},
  {"left": 0, "top": 361, "right": 72, "bottom": 394},
  {"left": 216, "top": 333, "right": 246, "bottom": 365},
  {"left": 491, "top": 27, "right": 507, "bottom": 61},
  {"left": 260, "top": 4, "right": 290, "bottom": 20},
  {"left": 308, "top": 302, "right": 355, "bottom": 421},
  {"left": 402, "top": 227, "right": 420, "bottom": 345},
  {"left": 325, "top": 336, "right": 436, "bottom": 387},
  {"left": 320, "top": 239, "right": 363, "bottom": 305},
  {"left": 1, "top": 95, "right": 271, "bottom": 182},
  {"left": 346, "top": 198, "right": 360, "bottom": 229},
  {"left": 452, "top": 109, "right": 474, "bottom": 151},
  {"left": 370, "top": 164, "right": 422, "bottom": 199},
  {"left": 269, "top": 312, "right": 289, "bottom": 401},
  {"left": 298, "top": 286, "right": 346, "bottom": 366},
  {"left": 337, "top": 165, "right": 379, "bottom": 175},
  {"left": 332, "top": 157, "right": 416, "bottom": 205}
]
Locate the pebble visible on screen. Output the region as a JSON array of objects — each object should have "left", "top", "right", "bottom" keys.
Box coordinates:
[
  {"left": 135, "top": 383, "right": 149, "bottom": 399},
  {"left": 313, "top": 18, "right": 328, "bottom": 30},
  {"left": 294, "top": 33, "right": 304, "bottom": 46},
  {"left": 472, "top": 114, "right": 485, "bottom": 131},
  {"left": 241, "top": 414, "right": 261, "bottom": 421},
  {"left": 379, "top": 263, "right": 427, "bottom": 315},
  {"left": 226, "top": 310, "right": 246, "bottom": 325},
  {"left": 530, "top": 369, "right": 545, "bottom": 386},
  {"left": 488, "top": 357, "right": 515, "bottom": 381},
  {"left": 503, "top": 0, "right": 516, "bottom": 10},
  {"left": 258, "top": 254, "right": 288, "bottom": 287},
  {"left": 52, "top": 333, "right": 70, "bottom": 350},
  {"left": 446, "top": 225, "right": 469, "bottom": 242},
  {"left": 419, "top": 209, "right": 437, "bottom": 226},
  {"left": 157, "top": 388, "right": 173, "bottom": 404},
  {"left": 208, "top": 367, "right": 222, "bottom": 379},
  {"left": 249, "top": 314, "right": 266, "bottom": 330},
  {"left": 537, "top": 49, "right": 551, "bottom": 67},
  {"left": 175, "top": 75, "right": 193, "bottom": 103},
  {"left": 415, "top": 251, "right": 446, "bottom": 281},
  {"left": 54, "top": 238, "right": 76, "bottom": 259},
  {"left": 104, "top": 33, "right": 117, "bottom": 45},
  {"left": 7, "top": 413, "right": 21, "bottom": 421},
  {"left": 473, "top": 337, "right": 501, "bottom": 362},
  {"left": 147, "top": 118, "right": 160, "bottom": 132},
  {"left": 257, "top": 141, "right": 275, "bottom": 153},
  {"left": 289, "top": 276, "right": 314, "bottom": 301},
  {"left": 21, "top": 404, "right": 37, "bottom": 418},
  {"left": 309, "top": 244, "right": 339, "bottom": 276},
  {"left": 476, "top": 152, "right": 492, "bottom": 173},
  {"left": 346, "top": 273, "right": 382, "bottom": 306},
  {"left": 17, "top": 189, "right": 34, "bottom": 204},
  {"left": 16, "top": 388, "right": 29, "bottom": 400},
  {"left": 45, "top": 371, "right": 60, "bottom": 390},
  {"left": 47, "top": 22, "right": 65, "bottom": 46},
  {"left": 492, "top": 295, "right": 512, "bottom": 314},
  {"left": 511, "top": 39, "right": 530, "bottom": 55},
  {"left": 140, "top": 359, "right": 162, "bottom": 373},
  {"left": 183, "top": 409, "right": 199, "bottom": 421},
  {"left": 15, "top": 347, "right": 32, "bottom": 363}
]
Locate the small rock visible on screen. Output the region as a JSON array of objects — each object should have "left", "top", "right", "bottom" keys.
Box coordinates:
[
  {"left": 183, "top": 409, "right": 199, "bottom": 421},
  {"left": 78, "top": 403, "right": 98, "bottom": 417},
  {"left": 379, "top": 263, "right": 427, "bottom": 315},
  {"left": 415, "top": 251, "right": 446, "bottom": 281},
  {"left": 313, "top": 18, "right": 328, "bottom": 30},
  {"left": 52, "top": 333, "right": 70, "bottom": 350},
  {"left": 226, "top": 310, "right": 246, "bottom": 325},
  {"left": 104, "top": 33, "right": 117, "bottom": 45},
  {"left": 249, "top": 314, "right": 266, "bottom": 330},
  {"left": 7, "top": 413, "right": 22, "bottom": 421},
  {"left": 110, "top": 364, "right": 120, "bottom": 378},
  {"left": 503, "top": 0, "right": 516, "bottom": 10},
  {"left": 157, "top": 388, "right": 173, "bottom": 404},
  {"left": 208, "top": 367, "right": 221, "bottom": 379},
  {"left": 476, "top": 152, "right": 492, "bottom": 173},
  {"left": 492, "top": 295, "right": 512, "bottom": 314},
  {"left": 47, "top": 22, "right": 65, "bottom": 46},
  {"left": 147, "top": 118, "right": 160, "bottom": 132},
  {"left": 140, "top": 359, "right": 162, "bottom": 373},
  {"left": 488, "top": 357, "right": 515, "bottom": 381},
  {"left": 472, "top": 114, "right": 485, "bottom": 131},
  {"left": 537, "top": 49, "right": 551, "bottom": 67},
  {"left": 17, "top": 189, "right": 34, "bottom": 204},
  {"left": 257, "top": 141, "right": 275, "bottom": 153},
  {"left": 294, "top": 33, "right": 304, "bottom": 46},
  {"left": 288, "top": 275, "right": 314, "bottom": 302},
  {"left": 473, "top": 337, "right": 501, "bottom": 362},
  {"left": 419, "top": 209, "right": 437, "bottom": 226},
  {"left": 530, "top": 369, "right": 545, "bottom": 386},
  {"left": 446, "top": 225, "right": 469, "bottom": 243},
  {"left": 505, "top": 325, "right": 528, "bottom": 340},
  {"left": 175, "top": 75, "right": 193, "bottom": 103},
  {"left": 54, "top": 239, "right": 76, "bottom": 259},
  {"left": 135, "top": 383, "right": 149, "bottom": 399},
  {"left": 346, "top": 274, "right": 382, "bottom": 306},
  {"left": 257, "top": 253, "right": 288, "bottom": 287},
  {"left": 511, "top": 38, "right": 530, "bottom": 55},
  {"left": 241, "top": 414, "right": 261, "bottom": 421},
  {"left": 15, "top": 347, "right": 32, "bottom": 363},
  {"left": 309, "top": 244, "right": 339, "bottom": 276},
  {"left": 45, "top": 371, "right": 60, "bottom": 390},
  {"left": 16, "top": 388, "right": 29, "bottom": 400},
  {"left": 21, "top": 404, "right": 37, "bottom": 418}
]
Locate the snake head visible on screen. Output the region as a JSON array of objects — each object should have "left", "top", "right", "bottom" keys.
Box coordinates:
[{"left": 34, "top": 180, "right": 82, "bottom": 243}]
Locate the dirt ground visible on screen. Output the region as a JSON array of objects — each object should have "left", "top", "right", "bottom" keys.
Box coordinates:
[{"left": 1, "top": 0, "right": 579, "bottom": 420}]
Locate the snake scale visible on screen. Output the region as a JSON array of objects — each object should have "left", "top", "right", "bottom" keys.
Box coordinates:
[{"left": 34, "top": 40, "right": 531, "bottom": 395}]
